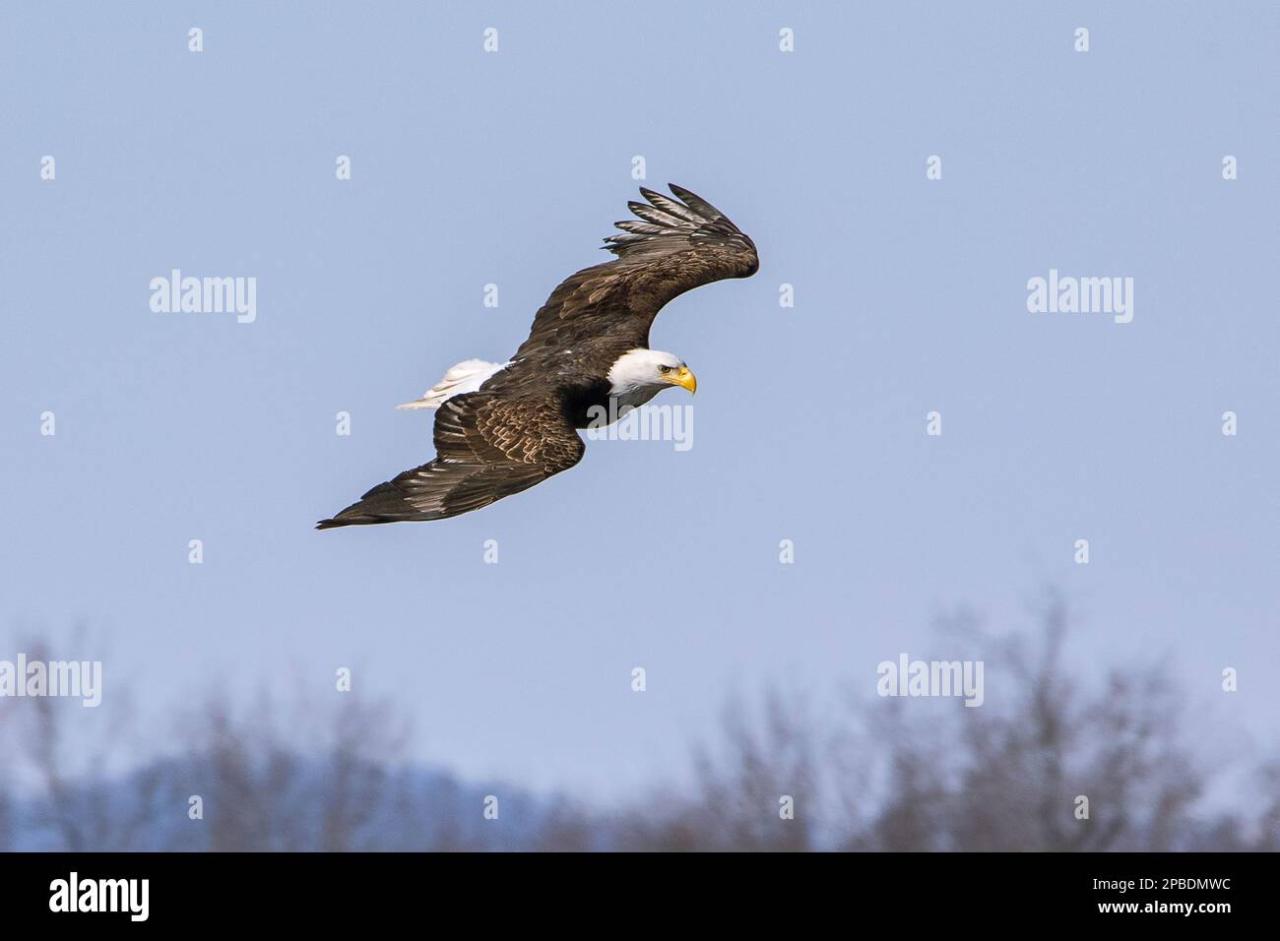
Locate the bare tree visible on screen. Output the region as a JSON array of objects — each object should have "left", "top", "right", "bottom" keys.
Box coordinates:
[
  {"left": 2, "top": 600, "right": 1273, "bottom": 852},
  {"left": 183, "top": 690, "right": 409, "bottom": 851},
  {"left": 850, "top": 595, "right": 1210, "bottom": 850},
  {"left": 616, "top": 689, "right": 819, "bottom": 851},
  {"left": 611, "top": 594, "right": 1228, "bottom": 852}
]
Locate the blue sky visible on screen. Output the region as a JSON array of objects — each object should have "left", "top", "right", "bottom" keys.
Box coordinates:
[{"left": 1, "top": 2, "right": 1277, "bottom": 803}]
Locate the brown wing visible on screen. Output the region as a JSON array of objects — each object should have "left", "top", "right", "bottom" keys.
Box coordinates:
[
  {"left": 514, "top": 184, "right": 758, "bottom": 361},
  {"left": 316, "top": 393, "right": 584, "bottom": 527}
]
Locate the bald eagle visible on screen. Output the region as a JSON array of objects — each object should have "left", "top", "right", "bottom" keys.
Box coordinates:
[{"left": 317, "top": 184, "right": 758, "bottom": 529}]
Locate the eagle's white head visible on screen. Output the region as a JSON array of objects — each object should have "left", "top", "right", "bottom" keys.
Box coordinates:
[{"left": 606, "top": 348, "right": 697, "bottom": 409}]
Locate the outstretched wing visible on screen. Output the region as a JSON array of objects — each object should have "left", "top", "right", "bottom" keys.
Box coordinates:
[
  {"left": 316, "top": 393, "right": 584, "bottom": 527},
  {"left": 514, "top": 184, "right": 758, "bottom": 359}
]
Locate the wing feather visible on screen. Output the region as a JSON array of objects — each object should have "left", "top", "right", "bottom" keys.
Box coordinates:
[
  {"left": 316, "top": 394, "right": 583, "bottom": 527},
  {"left": 514, "top": 184, "right": 757, "bottom": 359}
]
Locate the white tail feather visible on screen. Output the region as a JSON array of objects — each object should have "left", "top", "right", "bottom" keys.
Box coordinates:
[{"left": 396, "top": 359, "right": 509, "bottom": 410}]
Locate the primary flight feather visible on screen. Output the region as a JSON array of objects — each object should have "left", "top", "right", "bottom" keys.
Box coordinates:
[{"left": 317, "top": 184, "right": 758, "bottom": 529}]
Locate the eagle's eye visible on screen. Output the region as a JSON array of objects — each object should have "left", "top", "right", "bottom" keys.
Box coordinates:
[{"left": 657, "top": 365, "right": 672, "bottom": 374}]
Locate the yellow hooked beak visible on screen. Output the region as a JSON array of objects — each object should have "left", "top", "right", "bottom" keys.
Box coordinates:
[{"left": 666, "top": 364, "right": 697, "bottom": 394}]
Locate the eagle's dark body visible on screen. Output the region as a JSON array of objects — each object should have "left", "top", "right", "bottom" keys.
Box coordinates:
[{"left": 317, "top": 185, "right": 757, "bottom": 528}]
